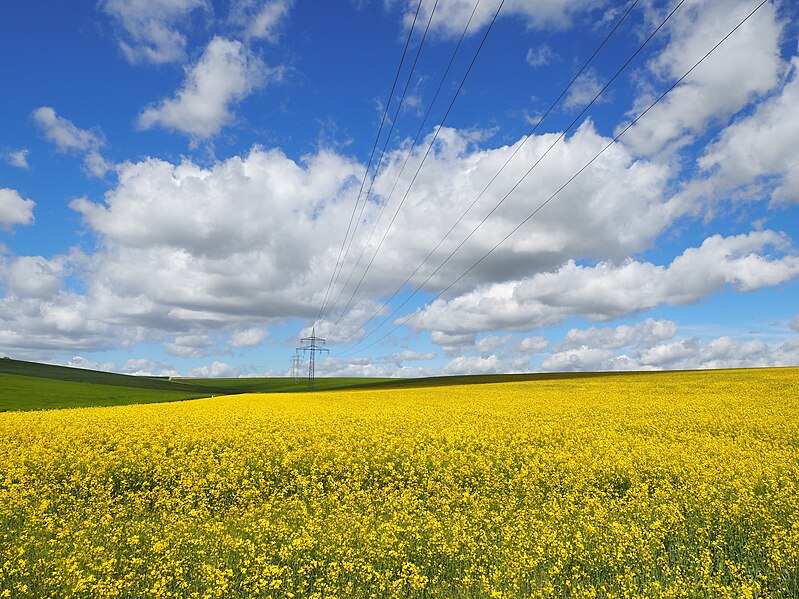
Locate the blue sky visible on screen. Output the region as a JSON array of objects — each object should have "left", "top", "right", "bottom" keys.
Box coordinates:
[{"left": 1, "top": 0, "right": 798, "bottom": 378}]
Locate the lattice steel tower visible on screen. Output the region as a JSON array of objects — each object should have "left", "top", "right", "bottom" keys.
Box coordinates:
[
  {"left": 296, "top": 328, "right": 329, "bottom": 390},
  {"left": 290, "top": 353, "right": 303, "bottom": 384}
]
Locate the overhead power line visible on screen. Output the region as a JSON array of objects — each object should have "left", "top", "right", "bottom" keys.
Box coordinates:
[
  {"left": 320, "top": 0, "right": 444, "bottom": 327},
  {"left": 324, "top": 0, "right": 506, "bottom": 339},
  {"left": 316, "top": 0, "right": 426, "bottom": 327},
  {"left": 297, "top": 328, "right": 329, "bottom": 390},
  {"left": 331, "top": 0, "right": 641, "bottom": 346},
  {"left": 338, "top": 0, "right": 769, "bottom": 358}
]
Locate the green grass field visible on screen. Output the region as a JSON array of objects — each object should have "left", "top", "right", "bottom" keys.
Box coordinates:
[
  {"left": 175, "top": 376, "right": 397, "bottom": 394},
  {"left": 0, "top": 373, "right": 213, "bottom": 411},
  {"left": 0, "top": 358, "right": 398, "bottom": 411}
]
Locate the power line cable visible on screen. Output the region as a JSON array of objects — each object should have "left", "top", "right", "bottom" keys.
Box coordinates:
[
  {"left": 322, "top": 0, "right": 476, "bottom": 333},
  {"left": 338, "top": 0, "right": 684, "bottom": 354},
  {"left": 316, "top": 0, "right": 425, "bottom": 326},
  {"left": 332, "top": 0, "right": 640, "bottom": 345},
  {"left": 324, "top": 0, "right": 506, "bottom": 338},
  {"left": 338, "top": 0, "right": 767, "bottom": 358},
  {"left": 337, "top": 0, "right": 671, "bottom": 348},
  {"left": 321, "top": 0, "right": 444, "bottom": 327}
]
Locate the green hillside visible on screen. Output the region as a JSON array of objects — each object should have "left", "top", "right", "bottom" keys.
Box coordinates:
[
  {"left": 0, "top": 373, "right": 211, "bottom": 412},
  {"left": 177, "top": 376, "right": 397, "bottom": 394},
  {"left": 0, "top": 358, "right": 223, "bottom": 393},
  {"left": 0, "top": 358, "right": 397, "bottom": 411}
]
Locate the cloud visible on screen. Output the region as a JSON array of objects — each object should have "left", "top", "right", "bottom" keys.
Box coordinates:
[
  {"left": 0, "top": 292, "right": 122, "bottom": 353},
  {"left": 791, "top": 315, "right": 799, "bottom": 333},
  {"left": 0, "top": 189, "right": 35, "bottom": 230},
  {"left": 540, "top": 347, "right": 641, "bottom": 372},
  {"left": 384, "top": 349, "right": 436, "bottom": 365},
  {"left": 526, "top": 44, "right": 556, "bottom": 68},
  {"left": 100, "top": 0, "right": 208, "bottom": 64},
  {"left": 55, "top": 121, "right": 675, "bottom": 347},
  {"left": 229, "top": 0, "right": 292, "bottom": 43},
  {"left": 540, "top": 319, "right": 678, "bottom": 373},
  {"left": 121, "top": 358, "right": 180, "bottom": 377},
  {"left": 3, "top": 149, "right": 29, "bottom": 169},
  {"left": 556, "top": 318, "right": 677, "bottom": 351},
  {"left": 69, "top": 146, "right": 362, "bottom": 335},
  {"left": 621, "top": 0, "right": 783, "bottom": 156},
  {"left": 538, "top": 320, "right": 799, "bottom": 373},
  {"left": 359, "top": 121, "right": 675, "bottom": 294},
  {"left": 443, "top": 354, "right": 503, "bottom": 375},
  {"left": 563, "top": 70, "right": 605, "bottom": 110},
  {"left": 83, "top": 152, "right": 115, "bottom": 178},
  {"left": 430, "top": 330, "right": 476, "bottom": 356},
  {"left": 520, "top": 335, "right": 548, "bottom": 353},
  {"left": 405, "top": 0, "right": 606, "bottom": 39},
  {"left": 228, "top": 327, "right": 269, "bottom": 348},
  {"left": 32, "top": 107, "right": 103, "bottom": 153},
  {"left": 413, "top": 231, "right": 799, "bottom": 336},
  {"left": 31, "top": 108, "right": 112, "bottom": 177},
  {"left": 1, "top": 255, "right": 66, "bottom": 299},
  {"left": 65, "top": 355, "right": 118, "bottom": 373},
  {"left": 190, "top": 361, "right": 242, "bottom": 377},
  {"left": 420, "top": 332, "right": 546, "bottom": 374},
  {"left": 636, "top": 336, "right": 799, "bottom": 371},
  {"left": 316, "top": 355, "right": 435, "bottom": 378},
  {"left": 163, "top": 333, "right": 214, "bottom": 357},
  {"left": 696, "top": 57, "right": 799, "bottom": 206},
  {"left": 138, "top": 37, "right": 273, "bottom": 139}
]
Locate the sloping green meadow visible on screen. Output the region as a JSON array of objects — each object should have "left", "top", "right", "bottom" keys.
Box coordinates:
[{"left": 0, "top": 358, "right": 396, "bottom": 411}]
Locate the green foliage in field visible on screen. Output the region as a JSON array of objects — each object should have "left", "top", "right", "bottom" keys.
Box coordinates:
[
  {"left": 182, "top": 376, "right": 397, "bottom": 394},
  {"left": 0, "top": 358, "right": 212, "bottom": 393},
  {"left": 0, "top": 374, "right": 210, "bottom": 412}
]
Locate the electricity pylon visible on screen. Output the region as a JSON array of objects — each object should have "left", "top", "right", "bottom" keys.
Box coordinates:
[
  {"left": 290, "top": 353, "right": 302, "bottom": 384},
  {"left": 296, "top": 328, "right": 329, "bottom": 390}
]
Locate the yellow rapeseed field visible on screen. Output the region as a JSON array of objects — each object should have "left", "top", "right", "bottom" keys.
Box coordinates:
[{"left": 1, "top": 368, "right": 798, "bottom": 598}]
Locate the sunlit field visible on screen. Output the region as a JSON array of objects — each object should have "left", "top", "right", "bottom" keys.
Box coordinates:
[{"left": 2, "top": 368, "right": 798, "bottom": 598}]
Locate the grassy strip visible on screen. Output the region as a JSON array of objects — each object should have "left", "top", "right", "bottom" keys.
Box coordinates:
[
  {"left": 0, "top": 374, "right": 209, "bottom": 412},
  {"left": 0, "top": 358, "right": 400, "bottom": 411},
  {"left": 0, "top": 358, "right": 219, "bottom": 394},
  {"left": 178, "top": 377, "right": 398, "bottom": 394}
]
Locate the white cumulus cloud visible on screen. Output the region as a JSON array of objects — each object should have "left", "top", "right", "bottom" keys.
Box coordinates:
[
  {"left": 413, "top": 231, "right": 799, "bottom": 336},
  {"left": 32, "top": 107, "right": 103, "bottom": 153},
  {"left": 697, "top": 57, "right": 799, "bottom": 206},
  {"left": 229, "top": 327, "right": 269, "bottom": 348},
  {"left": 405, "top": 0, "right": 607, "bottom": 39},
  {"left": 441, "top": 354, "right": 503, "bottom": 375},
  {"left": 229, "top": 0, "right": 292, "bottom": 43},
  {"left": 621, "top": 0, "right": 783, "bottom": 156},
  {"left": 69, "top": 146, "right": 363, "bottom": 333},
  {"left": 556, "top": 319, "right": 678, "bottom": 351},
  {"left": 138, "top": 37, "right": 273, "bottom": 139},
  {"left": 1, "top": 255, "right": 66, "bottom": 300},
  {"left": 3, "top": 149, "right": 29, "bottom": 169},
  {"left": 164, "top": 333, "right": 215, "bottom": 358},
  {"left": 526, "top": 44, "right": 556, "bottom": 68},
  {"left": 0, "top": 189, "right": 35, "bottom": 230},
  {"left": 190, "top": 361, "right": 241, "bottom": 377},
  {"left": 100, "top": 0, "right": 208, "bottom": 64}
]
